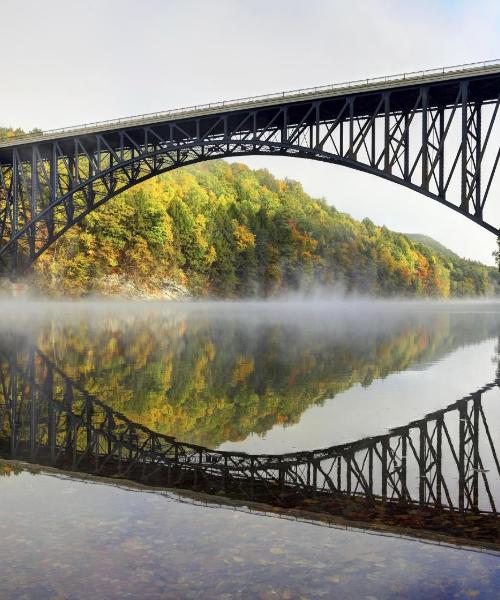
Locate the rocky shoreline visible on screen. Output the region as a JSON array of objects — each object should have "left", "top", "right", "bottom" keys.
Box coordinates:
[
  {"left": 91, "top": 274, "right": 192, "bottom": 300},
  {"left": 0, "top": 275, "right": 192, "bottom": 300}
]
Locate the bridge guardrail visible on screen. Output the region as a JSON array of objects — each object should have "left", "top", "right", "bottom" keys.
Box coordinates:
[{"left": 1, "top": 58, "right": 500, "bottom": 147}]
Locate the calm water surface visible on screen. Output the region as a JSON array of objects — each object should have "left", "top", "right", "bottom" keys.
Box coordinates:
[
  {"left": 0, "top": 299, "right": 499, "bottom": 597},
  {"left": 1, "top": 298, "right": 500, "bottom": 451},
  {"left": 0, "top": 469, "right": 498, "bottom": 600}
]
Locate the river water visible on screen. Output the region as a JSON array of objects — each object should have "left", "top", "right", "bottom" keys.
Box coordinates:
[
  {"left": 1, "top": 298, "right": 500, "bottom": 451},
  {"left": 0, "top": 298, "right": 499, "bottom": 598}
]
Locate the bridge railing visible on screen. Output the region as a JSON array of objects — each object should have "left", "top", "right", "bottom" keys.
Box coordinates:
[{"left": 2, "top": 58, "right": 500, "bottom": 147}]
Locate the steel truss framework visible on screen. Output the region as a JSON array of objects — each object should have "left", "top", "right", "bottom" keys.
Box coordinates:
[
  {"left": 0, "top": 342, "right": 498, "bottom": 514},
  {"left": 1, "top": 68, "right": 500, "bottom": 277}
]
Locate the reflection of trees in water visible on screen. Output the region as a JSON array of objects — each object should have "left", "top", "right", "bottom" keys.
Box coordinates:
[
  {"left": 15, "top": 310, "right": 500, "bottom": 447},
  {"left": 0, "top": 463, "right": 22, "bottom": 478}
]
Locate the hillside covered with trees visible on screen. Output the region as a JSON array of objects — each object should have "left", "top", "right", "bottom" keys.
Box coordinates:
[{"left": 3, "top": 157, "right": 495, "bottom": 298}]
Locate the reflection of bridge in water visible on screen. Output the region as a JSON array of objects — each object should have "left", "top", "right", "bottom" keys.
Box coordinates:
[{"left": 0, "top": 341, "right": 498, "bottom": 518}]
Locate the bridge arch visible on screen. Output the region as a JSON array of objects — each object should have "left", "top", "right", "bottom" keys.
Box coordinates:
[
  {"left": 3, "top": 140, "right": 495, "bottom": 271},
  {"left": 1, "top": 62, "right": 499, "bottom": 276}
]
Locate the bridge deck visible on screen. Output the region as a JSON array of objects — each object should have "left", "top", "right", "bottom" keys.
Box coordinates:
[{"left": 1, "top": 59, "right": 500, "bottom": 149}]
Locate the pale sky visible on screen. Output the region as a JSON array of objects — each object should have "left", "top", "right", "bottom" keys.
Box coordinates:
[{"left": 1, "top": 0, "right": 500, "bottom": 263}]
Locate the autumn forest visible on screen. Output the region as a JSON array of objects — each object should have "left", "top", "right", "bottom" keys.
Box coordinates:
[{"left": 19, "top": 160, "right": 497, "bottom": 299}]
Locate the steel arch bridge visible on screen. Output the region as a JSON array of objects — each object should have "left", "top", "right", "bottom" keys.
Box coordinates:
[{"left": 1, "top": 60, "right": 500, "bottom": 277}]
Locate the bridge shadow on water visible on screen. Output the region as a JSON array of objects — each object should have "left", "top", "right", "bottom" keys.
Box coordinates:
[{"left": 0, "top": 335, "right": 498, "bottom": 548}]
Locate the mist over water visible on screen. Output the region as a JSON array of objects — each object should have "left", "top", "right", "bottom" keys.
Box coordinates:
[{"left": 0, "top": 296, "right": 499, "bottom": 453}]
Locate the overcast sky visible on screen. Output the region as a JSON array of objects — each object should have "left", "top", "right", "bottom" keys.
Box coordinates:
[{"left": 1, "top": 0, "right": 499, "bottom": 263}]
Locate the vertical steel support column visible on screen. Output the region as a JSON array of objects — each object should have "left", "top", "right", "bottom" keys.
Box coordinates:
[
  {"left": 11, "top": 150, "right": 19, "bottom": 275},
  {"left": 48, "top": 143, "right": 57, "bottom": 240},
  {"left": 50, "top": 144, "right": 58, "bottom": 202},
  {"left": 438, "top": 107, "right": 445, "bottom": 197},
  {"left": 475, "top": 102, "right": 482, "bottom": 218},
  {"left": 278, "top": 456, "right": 284, "bottom": 491},
  {"left": 109, "top": 147, "right": 115, "bottom": 192},
  {"left": 472, "top": 394, "right": 480, "bottom": 510},
  {"left": 346, "top": 454, "right": 352, "bottom": 496},
  {"left": 400, "top": 434, "right": 408, "bottom": 500},
  {"left": 403, "top": 113, "right": 410, "bottom": 181},
  {"left": 67, "top": 152, "right": 76, "bottom": 223},
  {"left": 381, "top": 439, "right": 388, "bottom": 500},
  {"left": 315, "top": 103, "right": 320, "bottom": 150},
  {"left": 436, "top": 415, "right": 443, "bottom": 506},
  {"left": 224, "top": 115, "right": 229, "bottom": 154},
  {"left": 29, "top": 147, "right": 38, "bottom": 258},
  {"left": 368, "top": 445, "right": 374, "bottom": 496},
  {"left": 30, "top": 148, "right": 37, "bottom": 218},
  {"left": 143, "top": 128, "right": 149, "bottom": 174},
  {"left": 87, "top": 143, "right": 95, "bottom": 209},
  {"left": 384, "top": 92, "right": 391, "bottom": 173},
  {"left": 458, "top": 400, "right": 466, "bottom": 511},
  {"left": 419, "top": 422, "right": 426, "bottom": 504},
  {"left": 460, "top": 81, "right": 469, "bottom": 212},
  {"left": 195, "top": 120, "right": 205, "bottom": 160},
  {"left": 421, "top": 87, "right": 429, "bottom": 191},
  {"left": 252, "top": 112, "right": 257, "bottom": 152},
  {"left": 119, "top": 132, "right": 124, "bottom": 163},
  {"left": 347, "top": 97, "right": 354, "bottom": 158},
  {"left": 129, "top": 140, "right": 135, "bottom": 180},
  {"left": 371, "top": 110, "right": 377, "bottom": 167},
  {"left": 74, "top": 139, "right": 79, "bottom": 186},
  {"left": 281, "top": 107, "right": 288, "bottom": 148},
  {"left": 96, "top": 136, "right": 102, "bottom": 180}
]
